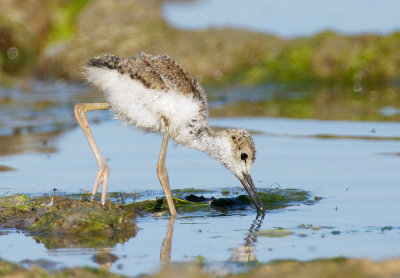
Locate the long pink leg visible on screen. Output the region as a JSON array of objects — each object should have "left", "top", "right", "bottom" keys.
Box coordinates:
[
  {"left": 156, "top": 119, "right": 177, "bottom": 216},
  {"left": 157, "top": 133, "right": 177, "bottom": 216},
  {"left": 74, "top": 103, "right": 111, "bottom": 205}
]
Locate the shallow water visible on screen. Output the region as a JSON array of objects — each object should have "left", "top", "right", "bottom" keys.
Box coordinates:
[{"left": 0, "top": 114, "right": 399, "bottom": 276}]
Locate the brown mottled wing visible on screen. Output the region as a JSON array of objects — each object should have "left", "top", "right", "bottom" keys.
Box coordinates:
[
  {"left": 87, "top": 53, "right": 167, "bottom": 91},
  {"left": 117, "top": 53, "right": 168, "bottom": 91},
  {"left": 88, "top": 53, "right": 120, "bottom": 69},
  {"left": 147, "top": 54, "right": 205, "bottom": 100},
  {"left": 87, "top": 52, "right": 206, "bottom": 103}
]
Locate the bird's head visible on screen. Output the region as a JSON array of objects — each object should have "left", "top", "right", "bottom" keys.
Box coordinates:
[{"left": 212, "top": 128, "right": 265, "bottom": 211}]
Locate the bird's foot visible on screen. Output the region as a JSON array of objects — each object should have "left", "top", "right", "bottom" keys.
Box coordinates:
[{"left": 91, "top": 164, "right": 110, "bottom": 205}]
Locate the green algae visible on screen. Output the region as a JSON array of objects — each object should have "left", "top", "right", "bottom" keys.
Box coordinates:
[
  {"left": 256, "top": 224, "right": 335, "bottom": 239},
  {"left": 28, "top": 198, "right": 137, "bottom": 248},
  {"left": 126, "top": 197, "right": 209, "bottom": 214},
  {"left": 30, "top": 207, "right": 132, "bottom": 235},
  {"left": 257, "top": 228, "right": 294, "bottom": 238},
  {"left": 298, "top": 224, "right": 333, "bottom": 231},
  {"left": 0, "top": 187, "right": 318, "bottom": 229},
  {"left": 221, "top": 189, "right": 230, "bottom": 196},
  {"left": 0, "top": 188, "right": 319, "bottom": 248},
  {"left": 0, "top": 194, "right": 30, "bottom": 209},
  {"left": 258, "top": 188, "right": 314, "bottom": 209},
  {"left": 0, "top": 195, "right": 137, "bottom": 248},
  {"left": 124, "top": 187, "right": 317, "bottom": 213}
]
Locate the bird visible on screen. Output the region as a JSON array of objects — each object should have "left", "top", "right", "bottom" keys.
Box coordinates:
[{"left": 74, "top": 52, "right": 265, "bottom": 216}]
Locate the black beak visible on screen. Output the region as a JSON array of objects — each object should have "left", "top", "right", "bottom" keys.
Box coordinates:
[{"left": 239, "top": 173, "right": 265, "bottom": 211}]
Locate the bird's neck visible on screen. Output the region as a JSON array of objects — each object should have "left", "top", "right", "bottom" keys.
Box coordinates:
[{"left": 188, "top": 128, "right": 230, "bottom": 164}]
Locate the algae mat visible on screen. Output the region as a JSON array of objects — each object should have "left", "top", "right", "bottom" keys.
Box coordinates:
[{"left": 0, "top": 188, "right": 317, "bottom": 249}]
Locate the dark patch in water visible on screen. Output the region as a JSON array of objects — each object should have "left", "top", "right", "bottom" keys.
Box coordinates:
[
  {"left": 92, "top": 251, "right": 119, "bottom": 265},
  {"left": 0, "top": 165, "right": 17, "bottom": 172},
  {"left": 20, "top": 259, "right": 61, "bottom": 271},
  {"left": 210, "top": 195, "right": 250, "bottom": 210},
  {"left": 185, "top": 194, "right": 207, "bottom": 202}
]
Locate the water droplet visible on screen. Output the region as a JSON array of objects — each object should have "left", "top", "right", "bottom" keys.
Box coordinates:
[
  {"left": 353, "top": 84, "right": 363, "bottom": 93},
  {"left": 7, "top": 47, "right": 19, "bottom": 59},
  {"left": 195, "top": 74, "right": 203, "bottom": 83},
  {"left": 213, "top": 70, "right": 222, "bottom": 80}
]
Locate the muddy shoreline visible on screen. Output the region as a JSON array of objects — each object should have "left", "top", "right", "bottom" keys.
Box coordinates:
[{"left": 1, "top": 256, "right": 400, "bottom": 277}]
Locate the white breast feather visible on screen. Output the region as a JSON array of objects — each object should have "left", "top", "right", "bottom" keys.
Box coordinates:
[{"left": 85, "top": 67, "right": 203, "bottom": 142}]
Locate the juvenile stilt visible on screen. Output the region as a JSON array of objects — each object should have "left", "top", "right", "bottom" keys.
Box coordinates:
[{"left": 78, "top": 52, "right": 265, "bottom": 213}]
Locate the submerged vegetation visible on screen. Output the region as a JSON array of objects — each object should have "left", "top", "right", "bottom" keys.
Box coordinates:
[{"left": 0, "top": 195, "right": 137, "bottom": 248}]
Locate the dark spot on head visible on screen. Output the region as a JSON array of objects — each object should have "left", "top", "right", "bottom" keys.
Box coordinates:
[
  {"left": 232, "top": 136, "right": 236, "bottom": 140},
  {"left": 241, "top": 153, "right": 248, "bottom": 160}
]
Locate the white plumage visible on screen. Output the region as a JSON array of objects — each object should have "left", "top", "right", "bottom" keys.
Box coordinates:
[{"left": 86, "top": 67, "right": 206, "bottom": 145}]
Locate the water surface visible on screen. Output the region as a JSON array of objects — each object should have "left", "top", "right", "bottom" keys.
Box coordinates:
[
  {"left": 0, "top": 80, "right": 400, "bottom": 276},
  {"left": 0, "top": 116, "right": 399, "bottom": 276}
]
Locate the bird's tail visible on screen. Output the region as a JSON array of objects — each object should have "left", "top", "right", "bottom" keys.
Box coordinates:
[{"left": 87, "top": 54, "right": 120, "bottom": 70}]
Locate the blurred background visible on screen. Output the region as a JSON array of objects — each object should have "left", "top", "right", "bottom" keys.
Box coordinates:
[
  {"left": 0, "top": 0, "right": 399, "bottom": 172},
  {"left": 0, "top": 0, "right": 400, "bottom": 160}
]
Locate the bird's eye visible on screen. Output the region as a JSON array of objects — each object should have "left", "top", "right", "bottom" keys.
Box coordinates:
[{"left": 241, "top": 153, "right": 248, "bottom": 160}]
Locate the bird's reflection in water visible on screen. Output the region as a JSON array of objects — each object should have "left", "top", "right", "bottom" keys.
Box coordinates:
[
  {"left": 160, "top": 215, "right": 176, "bottom": 264},
  {"left": 93, "top": 247, "right": 119, "bottom": 269},
  {"left": 230, "top": 213, "right": 265, "bottom": 262},
  {"left": 92, "top": 212, "right": 263, "bottom": 270},
  {"left": 91, "top": 215, "right": 176, "bottom": 271},
  {"left": 160, "top": 213, "right": 264, "bottom": 264}
]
